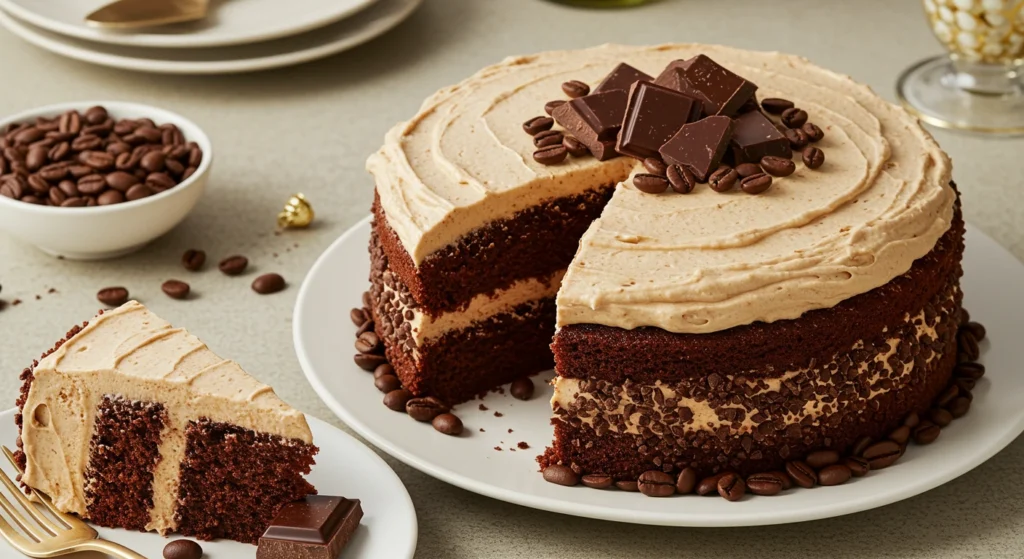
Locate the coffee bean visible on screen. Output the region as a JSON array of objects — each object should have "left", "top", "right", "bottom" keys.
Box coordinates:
[
  {"left": 510, "top": 377, "right": 535, "bottom": 400},
  {"left": 69, "top": 164, "right": 92, "bottom": 178},
  {"left": 769, "top": 471, "right": 793, "bottom": 490},
  {"left": 582, "top": 473, "right": 613, "bottom": 489},
  {"left": 58, "top": 111, "right": 82, "bottom": 135},
  {"left": 781, "top": 107, "right": 809, "bottom": 128},
  {"left": 903, "top": 412, "right": 921, "bottom": 429},
  {"left": 533, "top": 145, "right": 568, "bottom": 165},
  {"left": 161, "top": 280, "right": 190, "bottom": 300},
  {"left": 957, "top": 330, "right": 980, "bottom": 361},
  {"left": 913, "top": 421, "right": 941, "bottom": 444},
  {"left": 888, "top": 425, "right": 911, "bottom": 445},
  {"left": 107, "top": 141, "right": 132, "bottom": 157},
  {"left": 928, "top": 407, "right": 953, "bottom": 427},
  {"left": 21, "top": 195, "right": 44, "bottom": 205},
  {"left": 97, "top": 190, "right": 125, "bottom": 205},
  {"left": 375, "top": 372, "right": 399, "bottom": 393},
  {"left": 141, "top": 150, "right": 166, "bottom": 172},
  {"left": 802, "top": 122, "right": 824, "bottom": 142},
  {"left": 125, "top": 184, "right": 156, "bottom": 201},
  {"left": 614, "top": 480, "right": 639, "bottom": 492},
  {"left": 115, "top": 151, "right": 141, "bottom": 171},
  {"left": 785, "top": 128, "right": 809, "bottom": 150},
  {"left": 675, "top": 467, "right": 698, "bottom": 494},
  {"left": 948, "top": 396, "right": 971, "bottom": 418},
  {"left": 523, "top": 116, "right": 554, "bottom": 135},
  {"left": 25, "top": 145, "right": 47, "bottom": 170},
  {"left": 760, "top": 156, "right": 796, "bottom": 177},
  {"left": 954, "top": 361, "right": 985, "bottom": 380},
  {"left": 104, "top": 170, "right": 139, "bottom": 192},
  {"left": 785, "top": 461, "right": 817, "bottom": 488},
  {"left": 761, "top": 98, "right": 795, "bottom": 114},
  {"left": 355, "top": 331, "right": 382, "bottom": 354},
  {"left": 544, "top": 100, "right": 566, "bottom": 116},
  {"left": 963, "top": 321, "right": 986, "bottom": 342},
  {"left": 735, "top": 162, "right": 762, "bottom": 177},
  {"left": 643, "top": 157, "right": 668, "bottom": 176},
  {"left": 406, "top": 396, "right": 448, "bottom": 422},
  {"left": 802, "top": 147, "right": 825, "bottom": 169},
  {"left": 97, "top": 287, "right": 129, "bottom": 307},
  {"left": 373, "top": 363, "right": 394, "bottom": 379},
  {"left": 561, "top": 80, "right": 590, "bottom": 98},
  {"left": 218, "top": 255, "right": 249, "bottom": 276},
  {"left": 71, "top": 135, "right": 103, "bottom": 152},
  {"left": 633, "top": 173, "right": 669, "bottom": 194},
  {"left": 383, "top": 389, "right": 412, "bottom": 412},
  {"left": 818, "top": 464, "right": 853, "bottom": 486},
  {"left": 27, "top": 175, "right": 49, "bottom": 195},
  {"left": 666, "top": 164, "right": 696, "bottom": 194},
  {"left": 717, "top": 472, "right": 745, "bottom": 501},
  {"left": 79, "top": 150, "right": 115, "bottom": 171},
  {"left": 61, "top": 197, "right": 86, "bottom": 207},
  {"left": 740, "top": 173, "right": 773, "bottom": 195},
  {"left": 146, "top": 172, "right": 176, "bottom": 190},
  {"left": 47, "top": 186, "right": 66, "bottom": 206},
  {"left": 83, "top": 106, "right": 108, "bottom": 126},
  {"left": 638, "top": 470, "right": 675, "bottom": 497},
  {"left": 746, "top": 472, "right": 784, "bottom": 496},
  {"left": 350, "top": 307, "right": 368, "bottom": 327},
  {"left": 844, "top": 457, "right": 870, "bottom": 477},
  {"left": 562, "top": 136, "right": 588, "bottom": 157},
  {"left": 252, "top": 273, "right": 286, "bottom": 294},
  {"left": 180, "top": 249, "right": 206, "bottom": 271},
  {"left": 708, "top": 166, "right": 739, "bottom": 192},
  {"left": 1, "top": 176, "right": 26, "bottom": 199},
  {"left": 432, "top": 413, "right": 463, "bottom": 436},
  {"left": 354, "top": 353, "right": 387, "bottom": 371},
  {"left": 696, "top": 473, "right": 728, "bottom": 496},
  {"left": 533, "top": 130, "right": 564, "bottom": 148},
  {"left": 188, "top": 145, "right": 203, "bottom": 167},
  {"left": 163, "top": 539, "right": 202, "bottom": 559},
  {"left": 543, "top": 465, "right": 579, "bottom": 486},
  {"left": 861, "top": 440, "right": 901, "bottom": 469},
  {"left": 134, "top": 126, "right": 163, "bottom": 143},
  {"left": 805, "top": 450, "right": 840, "bottom": 469},
  {"left": 47, "top": 141, "right": 70, "bottom": 163}
]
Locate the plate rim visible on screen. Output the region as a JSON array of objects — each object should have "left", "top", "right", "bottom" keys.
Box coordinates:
[
  {"left": 294, "top": 215, "right": 1024, "bottom": 527},
  {"left": 0, "top": 0, "right": 422, "bottom": 75},
  {"left": 0, "top": 0, "right": 380, "bottom": 48}
]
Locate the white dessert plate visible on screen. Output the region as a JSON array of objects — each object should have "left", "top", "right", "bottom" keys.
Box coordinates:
[
  {"left": 0, "top": 0, "right": 378, "bottom": 48},
  {"left": 0, "top": 408, "right": 417, "bottom": 558},
  {"left": 295, "top": 216, "right": 1024, "bottom": 527},
  {"left": 0, "top": 0, "right": 421, "bottom": 75}
]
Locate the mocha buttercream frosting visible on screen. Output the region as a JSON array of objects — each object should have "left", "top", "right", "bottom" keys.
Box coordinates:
[{"left": 368, "top": 44, "right": 954, "bottom": 334}]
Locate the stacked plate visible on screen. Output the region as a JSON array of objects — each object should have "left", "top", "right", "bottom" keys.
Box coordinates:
[{"left": 0, "top": 0, "right": 422, "bottom": 74}]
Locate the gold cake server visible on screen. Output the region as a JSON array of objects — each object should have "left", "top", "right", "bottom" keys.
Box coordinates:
[{"left": 85, "top": 0, "right": 209, "bottom": 29}]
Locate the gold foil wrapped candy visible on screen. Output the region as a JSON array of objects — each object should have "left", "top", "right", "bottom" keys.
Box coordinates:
[{"left": 278, "top": 193, "right": 314, "bottom": 229}]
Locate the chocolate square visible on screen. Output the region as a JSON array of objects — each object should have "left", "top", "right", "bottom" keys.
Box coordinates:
[
  {"left": 730, "top": 110, "right": 792, "bottom": 164},
  {"left": 654, "top": 55, "right": 757, "bottom": 117},
  {"left": 658, "top": 115, "right": 734, "bottom": 182},
  {"left": 616, "top": 81, "right": 701, "bottom": 160},
  {"left": 551, "top": 89, "right": 627, "bottom": 156},
  {"left": 257, "top": 496, "right": 362, "bottom": 559},
  {"left": 592, "top": 62, "right": 655, "bottom": 95}
]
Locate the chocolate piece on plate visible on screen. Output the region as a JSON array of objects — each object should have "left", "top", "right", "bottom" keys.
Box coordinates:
[
  {"left": 256, "top": 496, "right": 363, "bottom": 559},
  {"left": 654, "top": 54, "right": 757, "bottom": 117},
  {"left": 729, "top": 110, "right": 792, "bottom": 164},
  {"left": 616, "top": 81, "right": 701, "bottom": 160},
  {"left": 658, "top": 115, "right": 734, "bottom": 182},
  {"left": 592, "top": 62, "right": 654, "bottom": 95},
  {"left": 551, "top": 90, "right": 627, "bottom": 152}
]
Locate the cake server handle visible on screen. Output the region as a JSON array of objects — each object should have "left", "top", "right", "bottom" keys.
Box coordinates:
[{"left": 73, "top": 539, "right": 149, "bottom": 559}]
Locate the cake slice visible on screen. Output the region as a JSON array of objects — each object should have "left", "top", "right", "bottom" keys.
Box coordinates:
[{"left": 14, "top": 301, "right": 317, "bottom": 544}]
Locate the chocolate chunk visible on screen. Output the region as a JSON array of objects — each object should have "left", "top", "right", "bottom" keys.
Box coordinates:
[
  {"left": 257, "top": 496, "right": 362, "bottom": 559},
  {"left": 551, "top": 90, "right": 628, "bottom": 153},
  {"left": 562, "top": 136, "right": 589, "bottom": 157},
  {"left": 588, "top": 139, "right": 620, "bottom": 161},
  {"left": 729, "top": 111, "right": 792, "bottom": 164},
  {"left": 654, "top": 55, "right": 757, "bottom": 117},
  {"left": 658, "top": 115, "right": 734, "bottom": 181},
  {"left": 616, "top": 81, "right": 700, "bottom": 160},
  {"left": 593, "top": 62, "right": 654, "bottom": 95}
]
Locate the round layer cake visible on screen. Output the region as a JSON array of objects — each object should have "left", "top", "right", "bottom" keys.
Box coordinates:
[{"left": 365, "top": 44, "right": 961, "bottom": 482}]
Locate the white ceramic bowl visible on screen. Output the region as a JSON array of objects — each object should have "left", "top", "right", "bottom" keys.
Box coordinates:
[{"left": 0, "top": 101, "right": 212, "bottom": 260}]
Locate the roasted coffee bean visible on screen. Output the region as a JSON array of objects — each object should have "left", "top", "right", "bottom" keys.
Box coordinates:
[
  {"left": 163, "top": 539, "right": 202, "bottom": 559},
  {"left": 666, "top": 164, "right": 696, "bottom": 194},
  {"left": 638, "top": 470, "right": 675, "bottom": 497},
  {"left": 781, "top": 107, "right": 809, "bottom": 128},
  {"left": 219, "top": 255, "right": 249, "bottom": 276},
  {"left": 561, "top": 80, "right": 590, "bottom": 98},
  {"left": 510, "top": 377, "right": 535, "bottom": 400},
  {"left": 963, "top": 321, "right": 986, "bottom": 341},
  {"left": 27, "top": 175, "right": 49, "bottom": 195},
  {"left": 161, "top": 280, "right": 190, "bottom": 300},
  {"left": 97, "top": 287, "right": 129, "bottom": 307},
  {"left": 61, "top": 197, "right": 86, "bottom": 207},
  {"left": 0, "top": 183, "right": 14, "bottom": 200},
  {"left": 785, "top": 461, "right": 817, "bottom": 488},
  {"left": 20, "top": 195, "right": 44, "bottom": 205},
  {"left": 374, "top": 374, "right": 402, "bottom": 393},
  {"left": 740, "top": 173, "right": 773, "bottom": 195},
  {"left": 113, "top": 120, "right": 137, "bottom": 136},
  {"left": 805, "top": 450, "right": 840, "bottom": 469},
  {"left": 936, "top": 384, "right": 960, "bottom": 408},
  {"left": 146, "top": 172, "right": 176, "bottom": 190},
  {"left": 252, "top": 273, "right": 286, "bottom": 295},
  {"left": 928, "top": 407, "right": 953, "bottom": 427},
  {"left": 97, "top": 190, "right": 125, "bottom": 205},
  {"left": 125, "top": 184, "right": 156, "bottom": 201},
  {"left": 115, "top": 151, "right": 141, "bottom": 171},
  {"left": 633, "top": 173, "right": 669, "bottom": 194},
  {"left": 350, "top": 307, "right": 369, "bottom": 327},
  {"left": 133, "top": 126, "right": 163, "bottom": 143},
  {"left": 862, "top": 440, "right": 901, "bottom": 469},
  {"left": 746, "top": 472, "right": 785, "bottom": 496},
  {"left": 696, "top": 473, "right": 728, "bottom": 496},
  {"left": 802, "top": 146, "right": 825, "bottom": 169},
  {"left": 47, "top": 141, "right": 70, "bottom": 162},
  {"left": 709, "top": 166, "right": 739, "bottom": 192},
  {"left": 582, "top": 473, "right": 614, "bottom": 489},
  {"left": 957, "top": 330, "right": 980, "bottom": 361},
  {"left": 735, "top": 162, "right": 762, "bottom": 177},
  {"left": 543, "top": 465, "right": 579, "bottom": 486},
  {"left": 533, "top": 129, "right": 564, "bottom": 148},
  {"left": 47, "top": 187, "right": 66, "bottom": 206},
  {"left": 71, "top": 135, "right": 103, "bottom": 152},
  {"left": 913, "top": 421, "right": 941, "bottom": 444},
  {"left": 544, "top": 100, "right": 566, "bottom": 115},
  {"left": 14, "top": 126, "right": 44, "bottom": 145},
  {"left": 355, "top": 319, "right": 375, "bottom": 337},
  {"left": 141, "top": 150, "right": 166, "bottom": 172},
  {"left": 432, "top": 413, "right": 464, "bottom": 436},
  {"left": 69, "top": 164, "right": 93, "bottom": 178},
  {"left": 785, "top": 128, "right": 809, "bottom": 150},
  {"left": 533, "top": 145, "right": 568, "bottom": 165},
  {"left": 675, "top": 467, "right": 698, "bottom": 494},
  {"left": 406, "top": 396, "right": 448, "bottom": 422},
  {"left": 188, "top": 145, "right": 203, "bottom": 167},
  {"left": 381, "top": 389, "right": 411, "bottom": 412},
  {"left": 643, "top": 157, "right": 668, "bottom": 176},
  {"left": 58, "top": 111, "right": 82, "bottom": 135},
  {"left": 354, "top": 352, "right": 387, "bottom": 371},
  {"left": 562, "top": 136, "right": 588, "bottom": 157},
  {"left": 760, "top": 156, "right": 796, "bottom": 177},
  {"left": 25, "top": 145, "right": 47, "bottom": 170},
  {"left": 761, "top": 98, "right": 795, "bottom": 114},
  {"left": 948, "top": 396, "right": 971, "bottom": 418},
  {"left": 614, "top": 480, "right": 639, "bottom": 492},
  {"left": 802, "top": 122, "right": 825, "bottom": 142},
  {"left": 845, "top": 457, "right": 870, "bottom": 477},
  {"left": 888, "top": 425, "right": 911, "bottom": 445},
  {"left": 79, "top": 150, "right": 115, "bottom": 171},
  {"left": 84, "top": 106, "right": 108, "bottom": 125},
  {"left": 107, "top": 141, "right": 132, "bottom": 157},
  {"left": 373, "top": 363, "right": 394, "bottom": 379},
  {"left": 105, "top": 171, "right": 139, "bottom": 192},
  {"left": 1, "top": 176, "right": 26, "bottom": 199},
  {"left": 523, "top": 116, "right": 554, "bottom": 135},
  {"left": 355, "top": 331, "right": 382, "bottom": 354},
  {"left": 954, "top": 361, "right": 985, "bottom": 380},
  {"left": 717, "top": 472, "right": 745, "bottom": 501},
  {"left": 903, "top": 412, "right": 921, "bottom": 428},
  {"left": 162, "top": 159, "right": 185, "bottom": 177},
  {"left": 181, "top": 249, "right": 206, "bottom": 271},
  {"left": 817, "top": 464, "right": 853, "bottom": 486},
  {"left": 162, "top": 126, "right": 185, "bottom": 146}
]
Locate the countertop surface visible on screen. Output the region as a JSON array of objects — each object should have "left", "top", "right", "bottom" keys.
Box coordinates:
[{"left": 1, "top": 0, "right": 1023, "bottom": 557}]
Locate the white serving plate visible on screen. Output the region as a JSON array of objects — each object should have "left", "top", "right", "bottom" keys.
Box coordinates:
[
  {"left": 0, "top": 0, "right": 378, "bottom": 48},
  {"left": 0, "top": 409, "right": 417, "bottom": 558},
  {"left": 0, "top": 0, "right": 421, "bottom": 75},
  {"left": 294, "top": 216, "right": 1024, "bottom": 527}
]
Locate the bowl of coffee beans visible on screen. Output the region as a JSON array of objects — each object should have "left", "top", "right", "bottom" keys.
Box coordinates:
[{"left": 0, "top": 101, "right": 212, "bottom": 260}]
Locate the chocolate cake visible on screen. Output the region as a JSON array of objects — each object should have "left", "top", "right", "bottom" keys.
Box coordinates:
[
  {"left": 14, "top": 301, "right": 317, "bottom": 543},
  {"left": 366, "top": 44, "right": 963, "bottom": 489}
]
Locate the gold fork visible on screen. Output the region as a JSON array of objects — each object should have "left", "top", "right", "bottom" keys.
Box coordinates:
[{"left": 0, "top": 446, "right": 146, "bottom": 558}]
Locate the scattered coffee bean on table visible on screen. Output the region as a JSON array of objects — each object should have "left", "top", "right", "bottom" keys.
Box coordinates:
[
  {"left": 510, "top": 377, "right": 535, "bottom": 400},
  {"left": 97, "top": 286, "right": 129, "bottom": 307},
  {"left": 161, "top": 280, "right": 190, "bottom": 300},
  {"left": 740, "top": 173, "right": 772, "bottom": 195},
  {"left": 542, "top": 465, "right": 579, "bottom": 486},
  {"left": 523, "top": 116, "right": 554, "bottom": 135},
  {"left": 760, "top": 156, "right": 796, "bottom": 177},
  {"left": 252, "top": 273, "right": 286, "bottom": 294},
  {"left": 432, "top": 413, "right": 463, "bottom": 436},
  {"left": 761, "top": 97, "right": 795, "bottom": 114},
  {"left": 163, "top": 539, "right": 202, "bottom": 559},
  {"left": 561, "top": 80, "right": 590, "bottom": 98},
  {"left": 802, "top": 146, "right": 825, "bottom": 169},
  {"left": 181, "top": 249, "right": 205, "bottom": 271},
  {"left": 781, "top": 107, "right": 809, "bottom": 128},
  {"left": 218, "top": 255, "right": 248, "bottom": 276},
  {"left": 708, "top": 166, "right": 738, "bottom": 193}
]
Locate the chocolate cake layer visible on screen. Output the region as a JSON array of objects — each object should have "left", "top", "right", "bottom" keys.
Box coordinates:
[{"left": 373, "top": 184, "right": 614, "bottom": 316}]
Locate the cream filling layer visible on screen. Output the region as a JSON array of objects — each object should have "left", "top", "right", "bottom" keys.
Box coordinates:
[{"left": 21, "top": 302, "right": 312, "bottom": 534}]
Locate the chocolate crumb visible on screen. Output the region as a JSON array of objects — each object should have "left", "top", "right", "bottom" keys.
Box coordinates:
[
  {"left": 494, "top": 411, "right": 504, "bottom": 417},
  {"left": 508, "top": 428, "right": 513, "bottom": 433},
  {"left": 12, "top": 299, "right": 21, "bottom": 306},
  {"left": 478, "top": 404, "right": 488, "bottom": 411},
  {"left": 494, "top": 446, "right": 502, "bottom": 452},
  {"left": 47, "top": 288, "right": 57, "bottom": 294},
  {"left": 34, "top": 295, "right": 41, "bottom": 300},
  {"left": 518, "top": 442, "right": 530, "bottom": 450},
  {"left": 479, "top": 428, "right": 485, "bottom": 432}
]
